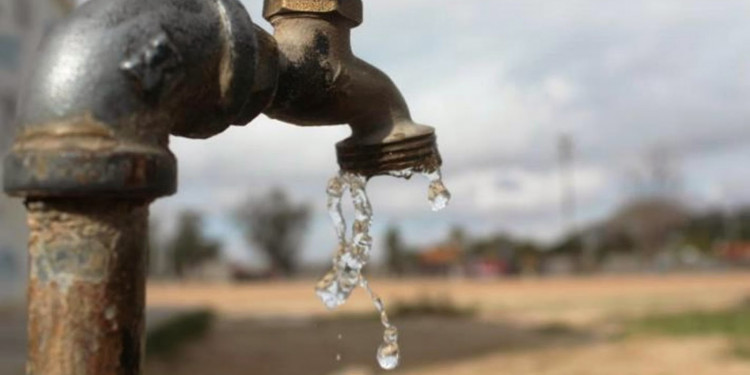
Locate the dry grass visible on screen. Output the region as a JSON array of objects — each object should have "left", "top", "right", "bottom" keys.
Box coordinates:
[{"left": 144, "top": 272, "right": 750, "bottom": 375}]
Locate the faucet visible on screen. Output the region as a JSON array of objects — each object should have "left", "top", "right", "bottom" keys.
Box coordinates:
[
  {"left": 261, "top": 0, "right": 442, "bottom": 176},
  {"left": 3, "top": 0, "right": 443, "bottom": 373}
]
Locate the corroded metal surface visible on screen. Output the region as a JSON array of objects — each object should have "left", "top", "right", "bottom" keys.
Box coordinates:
[
  {"left": 263, "top": 0, "right": 363, "bottom": 27},
  {"left": 4, "top": 114, "right": 176, "bottom": 199},
  {"left": 3, "top": 0, "right": 271, "bottom": 199},
  {"left": 336, "top": 133, "right": 442, "bottom": 177},
  {"left": 262, "top": 2, "right": 443, "bottom": 177},
  {"left": 26, "top": 199, "right": 148, "bottom": 375}
]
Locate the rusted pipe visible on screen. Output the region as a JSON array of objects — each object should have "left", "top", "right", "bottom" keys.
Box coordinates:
[
  {"left": 4, "top": 0, "right": 274, "bottom": 198},
  {"left": 4, "top": 1, "right": 270, "bottom": 374},
  {"left": 26, "top": 199, "right": 148, "bottom": 375}
]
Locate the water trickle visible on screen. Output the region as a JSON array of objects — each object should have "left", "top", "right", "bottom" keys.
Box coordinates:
[
  {"left": 388, "top": 168, "right": 414, "bottom": 179},
  {"left": 317, "top": 168, "right": 449, "bottom": 370},
  {"left": 423, "top": 170, "right": 451, "bottom": 211}
]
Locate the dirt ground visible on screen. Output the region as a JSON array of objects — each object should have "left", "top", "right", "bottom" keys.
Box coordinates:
[{"left": 145, "top": 272, "right": 750, "bottom": 375}]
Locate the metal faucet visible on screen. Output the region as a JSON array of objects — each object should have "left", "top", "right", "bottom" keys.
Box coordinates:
[
  {"left": 3, "top": 0, "right": 443, "bottom": 373},
  {"left": 261, "top": 0, "right": 441, "bottom": 176}
]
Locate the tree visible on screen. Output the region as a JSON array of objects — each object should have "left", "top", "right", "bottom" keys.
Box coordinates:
[
  {"left": 448, "top": 226, "right": 467, "bottom": 248},
  {"left": 168, "top": 211, "right": 221, "bottom": 279},
  {"left": 606, "top": 198, "right": 689, "bottom": 265},
  {"left": 149, "top": 219, "right": 168, "bottom": 278},
  {"left": 235, "top": 189, "right": 310, "bottom": 277},
  {"left": 385, "top": 226, "right": 406, "bottom": 276}
]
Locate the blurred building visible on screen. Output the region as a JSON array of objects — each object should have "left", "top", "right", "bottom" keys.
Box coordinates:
[
  {"left": 716, "top": 242, "right": 750, "bottom": 266},
  {"left": 0, "top": 0, "right": 70, "bottom": 296},
  {"left": 417, "top": 244, "right": 464, "bottom": 276}
]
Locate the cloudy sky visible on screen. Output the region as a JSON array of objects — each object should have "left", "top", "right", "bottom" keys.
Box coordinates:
[{"left": 141, "top": 0, "right": 750, "bottom": 266}]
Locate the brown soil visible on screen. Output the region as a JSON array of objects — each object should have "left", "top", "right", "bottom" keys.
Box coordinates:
[{"left": 145, "top": 272, "right": 750, "bottom": 375}]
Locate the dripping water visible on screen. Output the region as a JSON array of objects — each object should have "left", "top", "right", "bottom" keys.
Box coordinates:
[{"left": 316, "top": 168, "right": 450, "bottom": 370}]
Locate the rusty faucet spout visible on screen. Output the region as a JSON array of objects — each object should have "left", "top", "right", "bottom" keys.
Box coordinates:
[{"left": 262, "top": 0, "right": 443, "bottom": 177}]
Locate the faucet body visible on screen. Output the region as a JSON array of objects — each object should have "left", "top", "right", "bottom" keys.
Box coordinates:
[
  {"left": 3, "top": 0, "right": 443, "bottom": 374},
  {"left": 263, "top": 0, "right": 442, "bottom": 176}
]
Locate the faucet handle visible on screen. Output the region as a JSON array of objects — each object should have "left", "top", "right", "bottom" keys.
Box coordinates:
[{"left": 263, "top": 0, "right": 363, "bottom": 27}]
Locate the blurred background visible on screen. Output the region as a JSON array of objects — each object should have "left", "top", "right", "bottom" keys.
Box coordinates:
[{"left": 2, "top": 0, "right": 750, "bottom": 374}]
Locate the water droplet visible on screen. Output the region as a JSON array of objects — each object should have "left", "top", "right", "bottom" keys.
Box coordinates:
[
  {"left": 389, "top": 168, "right": 414, "bottom": 179},
  {"left": 384, "top": 326, "right": 398, "bottom": 343},
  {"left": 315, "top": 270, "right": 345, "bottom": 309},
  {"left": 380, "top": 311, "right": 391, "bottom": 327},
  {"left": 338, "top": 333, "right": 343, "bottom": 340},
  {"left": 319, "top": 168, "right": 449, "bottom": 371},
  {"left": 327, "top": 175, "right": 348, "bottom": 244},
  {"left": 373, "top": 297, "right": 384, "bottom": 312},
  {"left": 428, "top": 181, "right": 451, "bottom": 211},
  {"left": 424, "top": 169, "right": 451, "bottom": 211},
  {"left": 377, "top": 342, "right": 400, "bottom": 370},
  {"left": 336, "top": 353, "right": 342, "bottom": 362}
]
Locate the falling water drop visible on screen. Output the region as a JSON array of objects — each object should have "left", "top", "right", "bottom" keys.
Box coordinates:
[
  {"left": 424, "top": 169, "right": 451, "bottom": 211},
  {"left": 377, "top": 342, "right": 400, "bottom": 370},
  {"left": 388, "top": 168, "right": 414, "bottom": 179},
  {"left": 326, "top": 174, "right": 348, "bottom": 244}
]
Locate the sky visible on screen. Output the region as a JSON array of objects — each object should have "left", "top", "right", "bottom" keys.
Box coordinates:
[
  {"left": 4, "top": 0, "right": 750, "bottom": 268},
  {"left": 143, "top": 0, "right": 750, "bottom": 267}
]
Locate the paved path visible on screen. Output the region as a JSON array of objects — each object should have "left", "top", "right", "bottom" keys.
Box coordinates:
[
  {"left": 0, "top": 309, "right": 24, "bottom": 374},
  {"left": 0, "top": 306, "right": 191, "bottom": 374}
]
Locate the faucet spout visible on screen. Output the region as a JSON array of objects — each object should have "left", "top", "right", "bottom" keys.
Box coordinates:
[{"left": 262, "top": 0, "right": 442, "bottom": 177}]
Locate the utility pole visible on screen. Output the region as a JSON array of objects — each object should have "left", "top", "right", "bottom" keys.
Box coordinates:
[{"left": 558, "top": 133, "right": 576, "bottom": 236}]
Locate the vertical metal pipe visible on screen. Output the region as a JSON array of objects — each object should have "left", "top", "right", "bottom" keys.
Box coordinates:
[{"left": 26, "top": 199, "right": 149, "bottom": 375}]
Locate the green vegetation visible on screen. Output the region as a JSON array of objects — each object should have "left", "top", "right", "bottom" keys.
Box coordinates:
[
  {"left": 168, "top": 211, "right": 222, "bottom": 279},
  {"left": 628, "top": 307, "right": 750, "bottom": 337},
  {"left": 627, "top": 302, "right": 750, "bottom": 360},
  {"left": 146, "top": 310, "right": 215, "bottom": 359},
  {"left": 733, "top": 338, "right": 750, "bottom": 360},
  {"left": 234, "top": 188, "right": 310, "bottom": 277},
  {"left": 317, "top": 294, "right": 477, "bottom": 323},
  {"left": 533, "top": 322, "right": 578, "bottom": 336}
]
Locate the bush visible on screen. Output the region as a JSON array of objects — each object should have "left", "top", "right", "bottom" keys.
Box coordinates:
[
  {"left": 627, "top": 301, "right": 750, "bottom": 361},
  {"left": 390, "top": 294, "right": 477, "bottom": 319},
  {"left": 146, "top": 309, "right": 215, "bottom": 359}
]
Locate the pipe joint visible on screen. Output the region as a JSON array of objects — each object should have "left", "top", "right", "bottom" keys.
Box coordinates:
[{"left": 4, "top": 0, "right": 277, "bottom": 199}]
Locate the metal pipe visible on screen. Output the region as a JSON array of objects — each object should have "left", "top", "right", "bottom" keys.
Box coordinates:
[
  {"left": 4, "top": 0, "right": 268, "bottom": 374},
  {"left": 26, "top": 199, "right": 148, "bottom": 375}
]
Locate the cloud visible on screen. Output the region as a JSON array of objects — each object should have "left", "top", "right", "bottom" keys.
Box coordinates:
[{"left": 146, "top": 0, "right": 750, "bottom": 261}]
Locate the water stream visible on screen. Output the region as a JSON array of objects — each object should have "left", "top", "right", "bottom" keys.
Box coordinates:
[{"left": 316, "top": 169, "right": 451, "bottom": 370}]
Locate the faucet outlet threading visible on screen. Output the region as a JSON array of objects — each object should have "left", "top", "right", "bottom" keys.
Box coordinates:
[{"left": 336, "top": 132, "right": 443, "bottom": 178}]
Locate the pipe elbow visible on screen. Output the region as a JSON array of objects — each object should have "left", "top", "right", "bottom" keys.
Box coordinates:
[
  {"left": 4, "top": 0, "right": 275, "bottom": 199},
  {"left": 262, "top": 13, "right": 441, "bottom": 177}
]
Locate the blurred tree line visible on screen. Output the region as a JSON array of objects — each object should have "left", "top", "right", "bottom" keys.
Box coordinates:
[
  {"left": 147, "top": 183, "right": 750, "bottom": 281},
  {"left": 150, "top": 188, "right": 310, "bottom": 280}
]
